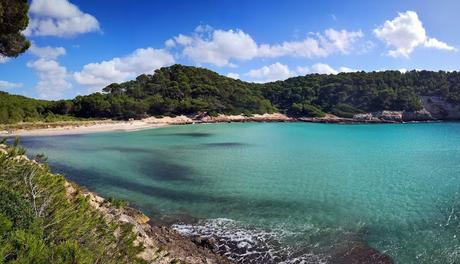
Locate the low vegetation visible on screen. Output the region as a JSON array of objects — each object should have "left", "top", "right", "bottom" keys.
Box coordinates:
[{"left": 0, "top": 139, "right": 145, "bottom": 263}]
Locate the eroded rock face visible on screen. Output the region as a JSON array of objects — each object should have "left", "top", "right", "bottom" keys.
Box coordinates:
[
  {"left": 373, "top": 111, "right": 403, "bottom": 122},
  {"left": 402, "top": 109, "right": 433, "bottom": 121},
  {"left": 422, "top": 96, "right": 460, "bottom": 120}
]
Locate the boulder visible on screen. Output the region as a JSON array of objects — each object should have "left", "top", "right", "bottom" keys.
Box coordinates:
[
  {"left": 373, "top": 111, "right": 403, "bottom": 121},
  {"left": 353, "top": 113, "right": 374, "bottom": 121},
  {"left": 402, "top": 109, "right": 433, "bottom": 121}
]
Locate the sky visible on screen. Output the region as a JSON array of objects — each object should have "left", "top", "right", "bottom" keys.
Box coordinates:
[{"left": 1, "top": 0, "right": 459, "bottom": 100}]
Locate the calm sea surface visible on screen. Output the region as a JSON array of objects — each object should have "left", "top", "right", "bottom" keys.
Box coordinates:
[{"left": 21, "top": 122, "right": 460, "bottom": 263}]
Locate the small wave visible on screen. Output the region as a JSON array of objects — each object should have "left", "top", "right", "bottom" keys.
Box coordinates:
[{"left": 172, "top": 218, "right": 329, "bottom": 264}]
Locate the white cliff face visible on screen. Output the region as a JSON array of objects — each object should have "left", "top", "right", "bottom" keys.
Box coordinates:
[{"left": 421, "top": 96, "right": 460, "bottom": 120}]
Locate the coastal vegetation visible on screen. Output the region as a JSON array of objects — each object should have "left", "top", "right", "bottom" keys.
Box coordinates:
[
  {"left": 1, "top": 65, "right": 460, "bottom": 124},
  {"left": 0, "top": 140, "right": 145, "bottom": 263}
]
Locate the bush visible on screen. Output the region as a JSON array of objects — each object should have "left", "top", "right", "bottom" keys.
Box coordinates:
[{"left": 331, "top": 104, "right": 364, "bottom": 118}]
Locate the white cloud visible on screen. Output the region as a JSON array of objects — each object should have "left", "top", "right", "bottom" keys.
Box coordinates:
[
  {"left": 164, "top": 39, "right": 176, "bottom": 48},
  {"left": 226, "top": 73, "right": 240, "bottom": 79},
  {"left": 27, "top": 58, "right": 72, "bottom": 99},
  {"left": 296, "top": 66, "right": 311, "bottom": 75},
  {"left": 296, "top": 63, "right": 357, "bottom": 75},
  {"left": 29, "top": 44, "right": 66, "bottom": 59},
  {"left": 25, "top": 0, "right": 100, "bottom": 37},
  {"left": 173, "top": 27, "right": 364, "bottom": 66},
  {"left": 246, "top": 63, "right": 294, "bottom": 83},
  {"left": 0, "top": 81, "right": 23, "bottom": 89},
  {"left": 255, "top": 29, "right": 363, "bottom": 59},
  {"left": 0, "top": 56, "right": 10, "bottom": 64},
  {"left": 338, "top": 66, "right": 357, "bottom": 73},
  {"left": 74, "top": 48, "right": 175, "bottom": 91},
  {"left": 178, "top": 29, "right": 259, "bottom": 67},
  {"left": 374, "top": 11, "right": 456, "bottom": 58},
  {"left": 310, "top": 63, "right": 338, "bottom": 74}
]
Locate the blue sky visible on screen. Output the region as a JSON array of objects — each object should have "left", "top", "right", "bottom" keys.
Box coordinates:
[{"left": 1, "top": 0, "right": 459, "bottom": 99}]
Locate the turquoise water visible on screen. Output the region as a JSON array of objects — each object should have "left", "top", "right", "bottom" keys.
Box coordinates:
[{"left": 21, "top": 123, "right": 460, "bottom": 263}]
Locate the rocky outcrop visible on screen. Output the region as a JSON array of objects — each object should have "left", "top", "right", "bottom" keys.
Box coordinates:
[
  {"left": 352, "top": 109, "right": 435, "bottom": 122},
  {"left": 402, "top": 109, "right": 433, "bottom": 121},
  {"left": 373, "top": 111, "right": 403, "bottom": 122},
  {"left": 66, "top": 183, "right": 233, "bottom": 264},
  {"left": 421, "top": 96, "right": 460, "bottom": 120}
]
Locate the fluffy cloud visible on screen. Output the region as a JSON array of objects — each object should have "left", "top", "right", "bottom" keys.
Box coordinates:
[
  {"left": 0, "top": 81, "right": 23, "bottom": 89},
  {"left": 246, "top": 63, "right": 294, "bottom": 83},
  {"left": 27, "top": 44, "right": 71, "bottom": 99},
  {"left": 29, "top": 44, "right": 66, "bottom": 59},
  {"left": 0, "top": 56, "right": 10, "bottom": 64},
  {"left": 245, "top": 62, "right": 358, "bottom": 83},
  {"left": 74, "top": 48, "right": 175, "bottom": 91},
  {"left": 226, "top": 73, "right": 240, "bottom": 79},
  {"left": 170, "top": 27, "right": 364, "bottom": 66},
  {"left": 260, "top": 29, "right": 363, "bottom": 58},
  {"left": 374, "top": 11, "right": 456, "bottom": 58},
  {"left": 27, "top": 58, "right": 72, "bottom": 99},
  {"left": 25, "top": 0, "right": 100, "bottom": 37},
  {"left": 173, "top": 29, "right": 259, "bottom": 67},
  {"left": 297, "top": 63, "right": 357, "bottom": 75}
]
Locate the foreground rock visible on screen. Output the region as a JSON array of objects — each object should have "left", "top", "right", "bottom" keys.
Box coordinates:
[{"left": 66, "top": 184, "right": 234, "bottom": 264}]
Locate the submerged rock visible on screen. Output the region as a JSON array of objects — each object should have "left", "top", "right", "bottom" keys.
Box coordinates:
[{"left": 330, "top": 242, "right": 393, "bottom": 264}]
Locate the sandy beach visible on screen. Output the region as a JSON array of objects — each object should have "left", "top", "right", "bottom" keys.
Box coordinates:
[
  {"left": 0, "top": 120, "right": 168, "bottom": 137},
  {"left": 0, "top": 113, "right": 296, "bottom": 137}
]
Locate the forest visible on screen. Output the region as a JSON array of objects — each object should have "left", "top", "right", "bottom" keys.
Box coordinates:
[{"left": 1, "top": 64, "right": 460, "bottom": 123}]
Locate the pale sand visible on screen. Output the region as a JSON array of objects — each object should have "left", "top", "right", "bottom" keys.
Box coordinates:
[
  {"left": 0, "top": 113, "right": 293, "bottom": 137},
  {"left": 0, "top": 120, "right": 167, "bottom": 137}
]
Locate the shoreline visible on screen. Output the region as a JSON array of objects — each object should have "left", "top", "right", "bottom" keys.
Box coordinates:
[{"left": 0, "top": 112, "right": 449, "bottom": 137}]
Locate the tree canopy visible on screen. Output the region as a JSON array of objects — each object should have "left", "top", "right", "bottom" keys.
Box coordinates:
[
  {"left": 0, "top": 0, "right": 31, "bottom": 57},
  {"left": 1, "top": 65, "right": 460, "bottom": 124}
]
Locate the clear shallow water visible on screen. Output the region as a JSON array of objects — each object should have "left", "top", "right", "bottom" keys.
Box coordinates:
[{"left": 20, "top": 122, "right": 460, "bottom": 263}]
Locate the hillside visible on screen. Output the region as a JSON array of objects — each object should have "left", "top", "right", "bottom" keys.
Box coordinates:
[
  {"left": 1, "top": 65, "right": 460, "bottom": 124},
  {"left": 0, "top": 141, "right": 233, "bottom": 263}
]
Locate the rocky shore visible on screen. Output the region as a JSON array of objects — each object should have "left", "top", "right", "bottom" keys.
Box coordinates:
[
  {"left": 65, "top": 183, "right": 234, "bottom": 264},
  {"left": 3, "top": 95, "right": 460, "bottom": 136}
]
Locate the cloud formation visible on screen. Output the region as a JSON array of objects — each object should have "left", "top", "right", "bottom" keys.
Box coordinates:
[
  {"left": 74, "top": 48, "right": 175, "bottom": 91},
  {"left": 169, "top": 27, "right": 364, "bottom": 66},
  {"left": 27, "top": 44, "right": 71, "bottom": 99},
  {"left": 246, "top": 63, "right": 294, "bottom": 82},
  {"left": 226, "top": 73, "right": 240, "bottom": 79},
  {"left": 0, "top": 81, "right": 23, "bottom": 89},
  {"left": 243, "top": 62, "right": 357, "bottom": 83},
  {"left": 29, "top": 44, "right": 66, "bottom": 59},
  {"left": 0, "top": 56, "right": 10, "bottom": 64},
  {"left": 25, "top": 0, "right": 100, "bottom": 37},
  {"left": 27, "top": 58, "right": 72, "bottom": 99},
  {"left": 374, "top": 11, "right": 456, "bottom": 58}
]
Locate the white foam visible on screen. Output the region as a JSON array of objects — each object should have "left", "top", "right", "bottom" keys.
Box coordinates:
[{"left": 172, "top": 218, "right": 329, "bottom": 264}]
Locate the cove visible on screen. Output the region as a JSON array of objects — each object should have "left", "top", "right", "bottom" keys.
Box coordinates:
[{"left": 21, "top": 122, "right": 460, "bottom": 263}]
